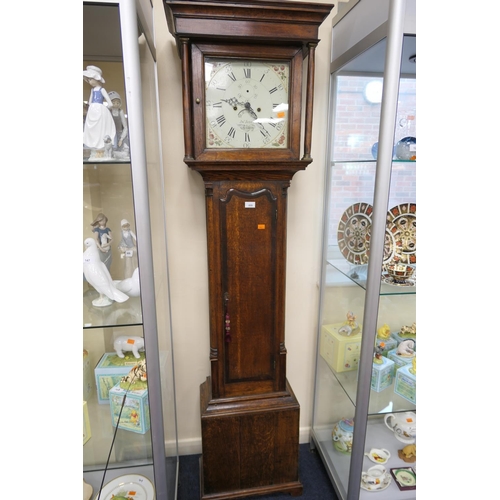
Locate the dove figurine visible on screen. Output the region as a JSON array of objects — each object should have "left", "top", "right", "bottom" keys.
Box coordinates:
[
  {"left": 83, "top": 238, "right": 129, "bottom": 307},
  {"left": 114, "top": 266, "right": 141, "bottom": 297}
]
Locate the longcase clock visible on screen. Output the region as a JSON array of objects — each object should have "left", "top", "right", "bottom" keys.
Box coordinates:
[{"left": 163, "top": 1, "right": 333, "bottom": 498}]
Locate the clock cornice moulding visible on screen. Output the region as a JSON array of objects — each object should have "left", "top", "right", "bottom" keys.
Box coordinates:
[{"left": 164, "top": 0, "right": 334, "bottom": 48}]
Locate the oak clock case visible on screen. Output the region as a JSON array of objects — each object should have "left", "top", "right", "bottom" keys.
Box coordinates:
[
  {"left": 83, "top": 2, "right": 178, "bottom": 499},
  {"left": 164, "top": 1, "right": 333, "bottom": 499}
]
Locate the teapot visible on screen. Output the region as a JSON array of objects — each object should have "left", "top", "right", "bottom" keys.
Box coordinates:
[
  {"left": 332, "top": 418, "right": 354, "bottom": 454},
  {"left": 384, "top": 411, "right": 416, "bottom": 443}
]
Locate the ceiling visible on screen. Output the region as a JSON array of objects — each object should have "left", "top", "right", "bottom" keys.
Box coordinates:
[
  {"left": 83, "top": 4, "right": 123, "bottom": 61},
  {"left": 340, "top": 35, "right": 416, "bottom": 75},
  {"left": 83, "top": 4, "right": 415, "bottom": 75}
]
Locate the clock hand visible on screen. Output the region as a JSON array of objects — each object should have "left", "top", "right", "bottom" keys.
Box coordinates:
[
  {"left": 221, "top": 97, "right": 246, "bottom": 107},
  {"left": 222, "top": 98, "right": 271, "bottom": 138},
  {"left": 240, "top": 102, "right": 272, "bottom": 137}
]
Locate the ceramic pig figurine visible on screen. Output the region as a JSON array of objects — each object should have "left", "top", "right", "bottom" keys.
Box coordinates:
[{"left": 114, "top": 335, "right": 144, "bottom": 359}]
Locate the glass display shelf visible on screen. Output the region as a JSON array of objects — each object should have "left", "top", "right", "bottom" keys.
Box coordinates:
[
  {"left": 83, "top": 161, "right": 143, "bottom": 328},
  {"left": 312, "top": 417, "right": 416, "bottom": 500},
  {"left": 331, "top": 159, "right": 416, "bottom": 164},
  {"left": 83, "top": 160, "right": 131, "bottom": 165},
  {"left": 326, "top": 247, "right": 416, "bottom": 296},
  {"left": 83, "top": 394, "right": 153, "bottom": 472},
  {"left": 83, "top": 294, "right": 142, "bottom": 328},
  {"left": 315, "top": 354, "right": 416, "bottom": 416}
]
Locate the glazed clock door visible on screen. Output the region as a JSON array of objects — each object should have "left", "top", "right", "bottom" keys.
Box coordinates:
[
  {"left": 189, "top": 42, "right": 304, "bottom": 161},
  {"left": 208, "top": 180, "right": 288, "bottom": 398}
]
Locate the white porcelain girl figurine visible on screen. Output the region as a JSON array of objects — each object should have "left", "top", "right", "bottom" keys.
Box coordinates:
[
  {"left": 90, "top": 213, "right": 112, "bottom": 271},
  {"left": 108, "top": 91, "right": 130, "bottom": 159},
  {"left": 83, "top": 65, "right": 116, "bottom": 160},
  {"left": 118, "top": 219, "right": 137, "bottom": 278}
]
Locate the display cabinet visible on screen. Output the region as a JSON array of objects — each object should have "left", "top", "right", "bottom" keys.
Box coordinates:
[
  {"left": 83, "top": 1, "right": 178, "bottom": 499},
  {"left": 311, "top": 1, "right": 416, "bottom": 499}
]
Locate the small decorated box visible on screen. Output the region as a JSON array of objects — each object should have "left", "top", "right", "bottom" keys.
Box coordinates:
[
  {"left": 371, "top": 357, "right": 395, "bottom": 392},
  {"left": 375, "top": 337, "right": 397, "bottom": 356},
  {"left": 320, "top": 323, "right": 362, "bottom": 373},
  {"left": 388, "top": 349, "right": 414, "bottom": 371},
  {"left": 94, "top": 352, "right": 146, "bottom": 404},
  {"left": 83, "top": 401, "right": 91, "bottom": 445},
  {"left": 83, "top": 349, "right": 93, "bottom": 401},
  {"left": 394, "top": 364, "right": 416, "bottom": 404},
  {"left": 109, "top": 384, "right": 150, "bottom": 434}
]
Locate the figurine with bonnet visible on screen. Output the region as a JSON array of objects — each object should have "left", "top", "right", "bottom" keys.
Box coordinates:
[{"left": 83, "top": 65, "right": 116, "bottom": 159}]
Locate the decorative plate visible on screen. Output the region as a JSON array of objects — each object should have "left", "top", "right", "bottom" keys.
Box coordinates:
[
  {"left": 382, "top": 226, "right": 397, "bottom": 265},
  {"left": 360, "top": 475, "right": 392, "bottom": 492},
  {"left": 382, "top": 274, "right": 416, "bottom": 287},
  {"left": 337, "top": 203, "right": 373, "bottom": 265},
  {"left": 94, "top": 474, "right": 155, "bottom": 500},
  {"left": 390, "top": 467, "right": 416, "bottom": 491},
  {"left": 386, "top": 203, "right": 416, "bottom": 264}
]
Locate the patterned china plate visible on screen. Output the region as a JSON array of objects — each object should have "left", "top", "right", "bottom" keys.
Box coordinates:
[
  {"left": 94, "top": 474, "right": 155, "bottom": 500},
  {"left": 386, "top": 203, "right": 416, "bottom": 264},
  {"left": 382, "top": 274, "right": 416, "bottom": 287},
  {"left": 337, "top": 203, "right": 373, "bottom": 265}
]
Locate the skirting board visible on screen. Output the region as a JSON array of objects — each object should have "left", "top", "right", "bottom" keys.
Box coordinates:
[{"left": 176, "top": 426, "right": 312, "bottom": 456}]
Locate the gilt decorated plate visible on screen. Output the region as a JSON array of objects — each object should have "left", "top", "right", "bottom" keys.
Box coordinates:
[
  {"left": 386, "top": 203, "right": 416, "bottom": 264},
  {"left": 337, "top": 203, "right": 373, "bottom": 265},
  {"left": 94, "top": 474, "right": 155, "bottom": 500}
]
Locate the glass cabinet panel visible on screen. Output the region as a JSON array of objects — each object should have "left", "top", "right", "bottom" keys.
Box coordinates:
[
  {"left": 83, "top": 1, "right": 178, "bottom": 498},
  {"left": 311, "top": 3, "right": 416, "bottom": 498}
]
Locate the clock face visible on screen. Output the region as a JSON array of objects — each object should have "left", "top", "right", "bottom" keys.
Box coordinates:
[{"left": 205, "top": 58, "right": 289, "bottom": 149}]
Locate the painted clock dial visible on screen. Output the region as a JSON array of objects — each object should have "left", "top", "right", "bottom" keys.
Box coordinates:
[{"left": 205, "top": 58, "right": 289, "bottom": 149}]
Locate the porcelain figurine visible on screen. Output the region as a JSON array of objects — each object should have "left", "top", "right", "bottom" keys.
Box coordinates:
[
  {"left": 398, "top": 444, "right": 416, "bottom": 463},
  {"left": 114, "top": 335, "right": 145, "bottom": 359},
  {"left": 373, "top": 342, "right": 385, "bottom": 364},
  {"left": 117, "top": 219, "right": 137, "bottom": 278},
  {"left": 384, "top": 411, "right": 416, "bottom": 444},
  {"left": 83, "top": 238, "right": 129, "bottom": 307},
  {"left": 332, "top": 418, "right": 354, "bottom": 454},
  {"left": 399, "top": 322, "right": 416, "bottom": 338},
  {"left": 103, "top": 134, "right": 113, "bottom": 159},
  {"left": 83, "top": 65, "right": 116, "bottom": 160},
  {"left": 90, "top": 213, "right": 112, "bottom": 271},
  {"left": 108, "top": 91, "right": 130, "bottom": 159},
  {"left": 338, "top": 311, "right": 360, "bottom": 336},
  {"left": 120, "top": 358, "right": 147, "bottom": 391},
  {"left": 396, "top": 339, "right": 415, "bottom": 357},
  {"left": 377, "top": 323, "right": 391, "bottom": 339},
  {"left": 115, "top": 267, "right": 140, "bottom": 298},
  {"left": 410, "top": 356, "right": 416, "bottom": 375}
]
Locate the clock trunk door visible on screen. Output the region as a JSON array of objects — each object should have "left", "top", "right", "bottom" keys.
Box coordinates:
[{"left": 210, "top": 181, "right": 287, "bottom": 398}]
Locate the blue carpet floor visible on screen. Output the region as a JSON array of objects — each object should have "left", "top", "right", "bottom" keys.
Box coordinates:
[{"left": 178, "top": 443, "right": 339, "bottom": 499}]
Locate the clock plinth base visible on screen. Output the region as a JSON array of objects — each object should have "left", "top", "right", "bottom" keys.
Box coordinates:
[{"left": 199, "top": 377, "right": 303, "bottom": 499}]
